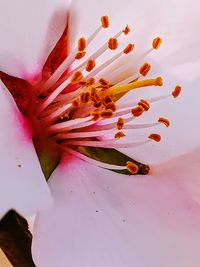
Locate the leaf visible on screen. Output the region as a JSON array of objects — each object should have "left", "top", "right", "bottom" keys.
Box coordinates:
[
  {"left": 0, "top": 210, "right": 36, "bottom": 267},
  {"left": 0, "top": 71, "right": 32, "bottom": 117},
  {"left": 77, "top": 146, "right": 150, "bottom": 175}
]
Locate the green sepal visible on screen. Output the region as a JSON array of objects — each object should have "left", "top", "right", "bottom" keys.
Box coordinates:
[
  {"left": 38, "top": 151, "right": 60, "bottom": 180},
  {"left": 76, "top": 146, "right": 150, "bottom": 175}
]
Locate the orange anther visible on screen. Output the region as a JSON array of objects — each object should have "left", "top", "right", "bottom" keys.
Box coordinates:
[
  {"left": 105, "top": 102, "right": 116, "bottom": 112},
  {"left": 85, "top": 59, "right": 96, "bottom": 72},
  {"left": 87, "top": 77, "right": 95, "bottom": 85},
  {"left": 71, "top": 71, "right": 83, "bottom": 83},
  {"left": 158, "top": 117, "right": 170, "bottom": 127},
  {"left": 126, "top": 161, "right": 139, "bottom": 174},
  {"left": 103, "top": 95, "right": 113, "bottom": 105},
  {"left": 93, "top": 101, "right": 102, "bottom": 108},
  {"left": 117, "top": 118, "right": 124, "bottom": 130},
  {"left": 78, "top": 37, "right": 87, "bottom": 51},
  {"left": 138, "top": 99, "right": 150, "bottom": 111},
  {"left": 99, "top": 78, "right": 110, "bottom": 88},
  {"left": 101, "top": 16, "right": 109, "bottom": 28},
  {"left": 91, "top": 111, "right": 100, "bottom": 121},
  {"left": 79, "top": 79, "right": 88, "bottom": 87},
  {"left": 123, "top": 44, "right": 134, "bottom": 54},
  {"left": 149, "top": 133, "right": 161, "bottom": 142},
  {"left": 123, "top": 25, "right": 130, "bottom": 35},
  {"left": 115, "top": 131, "right": 126, "bottom": 139},
  {"left": 75, "top": 51, "right": 86, "bottom": 60},
  {"left": 172, "top": 85, "right": 181, "bottom": 98},
  {"left": 131, "top": 106, "right": 144, "bottom": 117},
  {"left": 152, "top": 37, "right": 162, "bottom": 49},
  {"left": 108, "top": 38, "right": 118, "bottom": 50},
  {"left": 100, "top": 109, "right": 113, "bottom": 118},
  {"left": 71, "top": 98, "right": 80, "bottom": 108},
  {"left": 155, "top": 76, "right": 163, "bottom": 86},
  {"left": 80, "top": 92, "right": 91, "bottom": 103},
  {"left": 139, "top": 63, "right": 151, "bottom": 76}
]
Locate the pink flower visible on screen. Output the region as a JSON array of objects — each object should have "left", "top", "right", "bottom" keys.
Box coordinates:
[{"left": 0, "top": 0, "right": 200, "bottom": 266}]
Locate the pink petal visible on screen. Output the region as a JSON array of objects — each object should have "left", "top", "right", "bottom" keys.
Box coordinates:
[
  {"left": 0, "top": 82, "right": 52, "bottom": 218},
  {"left": 32, "top": 150, "right": 200, "bottom": 267}
]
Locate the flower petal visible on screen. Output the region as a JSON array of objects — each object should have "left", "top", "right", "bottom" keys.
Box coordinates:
[
  {"left": 32, "top": 150, "right": 200, "bottom": 267},
  {"left": 0, "top": 82, "right": 52, "bottom": 219}
]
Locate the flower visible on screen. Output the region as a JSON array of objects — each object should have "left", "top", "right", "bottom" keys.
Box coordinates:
[{"left": 0, "top": 0, "right": 200, "bottom": 266}]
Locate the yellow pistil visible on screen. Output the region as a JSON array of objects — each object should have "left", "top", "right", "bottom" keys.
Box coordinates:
[{"left": 106, "top": 77, "right": 163, "bottom": 96}]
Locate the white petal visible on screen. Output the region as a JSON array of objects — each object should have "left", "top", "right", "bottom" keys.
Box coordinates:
[
  {"left": 0, "top": 0, "right": 70, "bottom": 76},
  {"left": 32, "top": 151, "right": 200, "bottom": 267},
  {"left": 0, "top": 82, "right": 52, "bottom": 219}
]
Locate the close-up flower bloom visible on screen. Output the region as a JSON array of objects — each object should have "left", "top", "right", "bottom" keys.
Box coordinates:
[{"left": 0, "top": 0, "right": 200, "bottom": 266}]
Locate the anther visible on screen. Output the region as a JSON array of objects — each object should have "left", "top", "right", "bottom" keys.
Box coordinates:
[
  {"left": 138, "top": 99, "right": 150, "bottom": 111},
  {"left": 105, "top": 102, "right": 116, "bottom": 112},
  {"left": 78, "top": 37, "right": 87, "bottom": 51},
  {"left": 100, "top": 109, "right": 113, "bottom": 119},
  {"left": 115, "top": 131, "right": 126, "bottom": 139},
  {"left": 91, "top": 111, "right": 100, "bottom": 121},
  {"left": 123, "top": 43, "right": 134, "bottom": 54},
  {"left": 93, "top": 101, "right": 102, "bottom": 108},
  {"left": 103, "top": 95, "right": 113, "bottom": 105},
  {"left": 87, "top": 77, "right": 95, "bottom": 85},
  {"left": 72, "top": 98, "right": 80, "bottom": 108},
  {"left": 158, "top": 117, "right": 170, "bottom": 127},
  {"left": 172, "top": 85, "right": 181, "bottom": 98},
  {"left": 80, "top": 92, "right": 91, "bottom": 103},
  {"left": 99, "top": 78, "right": 110, "bottom": 87},
  {"left": 108, "top": 38, "right": 118, "bottom": 50},
  {"left": 148, "top": 133, "right": 161, "bottom": 142},
  {"left": 152, "top": 37, "right": 162, "bottom": 49},
  {"left": 123, "top": 25, "right": 130, "bottom": 35},
  {"left": 126, "top": 161, "right": 139, "bottom": 174},
  {"left": 139, "top": 63, "right": 151, "bottom": 76},
  {"left": 131, "top": 106, "right": 145, "bottom": 117},
  {"left": 75, "top": 51, "right": 86, "bottom": 60},
  {"left": 117, "top": 118, "right": 124, "bottom": 130},
  {"left": 85, "top": 59, "right": 96, "bottom": 72},
  {"left": 101, "top": 16, "right": 109, "bottom": 28},
  {"left": 71, "top": 71, "right": 83, "bottom": 83},
  {"left": 79, "top": 80, "right": 88, "bottom": 87}
]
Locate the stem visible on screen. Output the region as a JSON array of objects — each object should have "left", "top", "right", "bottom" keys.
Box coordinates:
[{"left": 0, "top": 210, "right": 36, "bottom": 267}]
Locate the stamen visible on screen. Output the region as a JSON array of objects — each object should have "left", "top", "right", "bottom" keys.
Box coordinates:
[
  {"left": 115, "top": 131, "right": 126, "bottom": 139},
  {"left": 75, "top": 51, "right": 86, "bottom": 60},
  {"left": 123, "top": 25, "right": 130, "bottom": 35},
  {"left": 123, "top": 43, "right": 134, "bottom": 54},
  {"left": 172, "top": 85, "right": 181, "bottom": 98},
  {"left": 85, "top": 59, "right": 96, "bottom": 72},
  {"left": 78, "top": 37, "right": 87, "bottom": 51},
  {"left": 101, "top": 15, "right": 109, "bottom": 28},
  {"left": 117, "top": 118, "right": 124, "bottom": 130},
  {"left": 158, "top": 117, "right": 170, "bottom": 127},
  {"left": 108, "top": 38, "right": 118, "bottom": 50},
  {"left": 131, "top": 106, "right": 145, "bottom": 117},
  {"left": 80, "top": 92, "right": 91, "bottom": 103},
  {"left": 148, "top": 133, "right": 161, "bottom": 142},
  {"left": 105, "top": 102, "right": 116, "bottom": 112},
  {"left": 126, "top": 161, "right": 139, "bottom": 174},
  {"left": 100, "top": 109, "right": 113, "bottom": 118},
  {"left": 91, "top": 111, "right": 101, "bottom": 121},
  {"left": 138, "top": 99, "right": 150, "bottom": 111},
  {"left": 99, "top": 78, "right": 110, "bottom": 87},
  {"left": 139, "top": 63, "right": 151, "bottom": 76},
  {"left": 71, "top": 71, "right": 83, "bottom": 83},
  {"left": 152, "top": 37, "right": 162, "bottom": 49}
]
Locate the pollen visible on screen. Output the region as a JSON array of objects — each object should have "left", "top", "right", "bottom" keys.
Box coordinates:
[
  {"left": 149, "top": 133, "right": 161, "bottom": 142},
  {"left": 115, "top": 131, "right": 126, "bottom": 139},
  {"left": 139, "top": 63, "right": 151, "bottom": 76},
  {"left": 131, "top": 106, "right": 145, "bottom": 117},
  {"left": 152, "top": 37, "right": 162, "bottom": 49},
  {"left": 117, "top": 118, "right": 124, "bottom": 130},
  {"left": 108, "top": 38, "right": 118, "bottom": 50},
  {"left": 85, "top": 59, "right": 96, "bottom": 72},
  {"left": 123, "top": 25, "right": 130, "bottom": 35},
  {"left": 75, "top": 51, "right": 86, "bottom": 60},
  {"left": 126, "top": 161, "right": 139, "bottom": 174},
  {"left": 158, "top": 117, "right": 170, "bottom": 127},
  {"left": 91, "top": 111, "right": 100, "bottom": 121},
  {"left": 172, "top": 85, "right": 181, "bottom": 98},
  {"left": 71, "top": 71, "right": 83, "bottom": 83},
  {"left": 78, "top": 37, "right": 87, "bottom": 51},
  {"left": 101, "top": 15, "right": 109, "bottom": 28},
  {"left": 138, "top": 99, "right": 150, "bottom": 111},
  {"left": 123, "top": 43, "right": 134, "bottom": 54}
]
